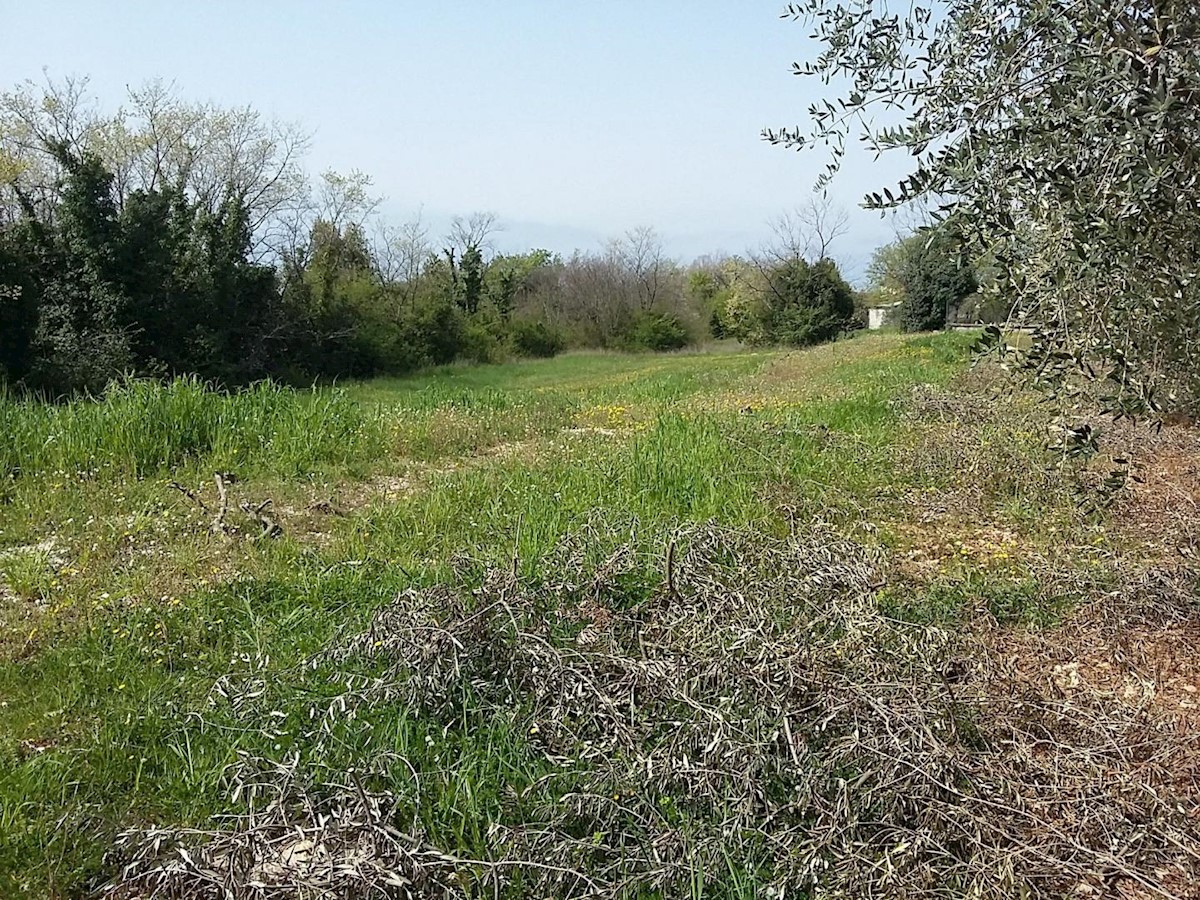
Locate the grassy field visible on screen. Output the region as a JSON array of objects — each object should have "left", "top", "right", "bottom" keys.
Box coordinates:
[{"left": 1, "top": 334, "right": 1196, "bottom": 898}]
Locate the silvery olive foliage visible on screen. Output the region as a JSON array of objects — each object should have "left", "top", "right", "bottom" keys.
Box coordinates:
[{"left": 768, "top": 1, "right": 1200, "bottom": 422}]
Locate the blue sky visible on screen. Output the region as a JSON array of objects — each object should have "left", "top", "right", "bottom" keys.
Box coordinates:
[{"left": 2, "top": 1, "right": 911, "bottom": 278}]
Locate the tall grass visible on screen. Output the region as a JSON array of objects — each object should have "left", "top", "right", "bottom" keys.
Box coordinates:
[{"left": 0, "top": 377, "right": 385, "bottom": 480}]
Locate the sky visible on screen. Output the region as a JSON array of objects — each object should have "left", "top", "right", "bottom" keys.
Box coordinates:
[{"left": 1, "top": 1, "right": 914, "bottom": 280}]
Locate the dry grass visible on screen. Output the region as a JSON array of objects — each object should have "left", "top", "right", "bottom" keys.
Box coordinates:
[
  {"left": 1111, "top": 426, "right": 1200, "bottom": 564},
  {"left": 105, "top": 521, "right": 1199, "bottom": 899}
]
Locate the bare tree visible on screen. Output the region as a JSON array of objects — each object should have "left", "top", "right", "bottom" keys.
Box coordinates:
[
  {"left": 447, "top": 211, "right": 500, "bottom": 256},
  {"left": 371, "top": 209, "right": 432, "bottom": 305},
  {"left": 0, "top": 72, "right": 97, "bottom": 155},
  {"left": 439, "top": 211, "right": 500, "bottom": 285},
  {"left": 0, "top": 73, "right": 99, "bottom": 223},
  {"left": 314, "top": 169, "right": 379, "bottom": 231},
  {"left": 887, "top": 202, "right": 934, "bottom": 240},
  {"left": 274, "top": 168, "right": 380, "bottom": 290},
  {"left": 557, "top": 250, "right": 629, "bottom": 343},
  {"left": 608, "top": 226, "right": 671, "bottom": 311},
  {"left": 767, "top": 195, "right": 850, "bottom": 262}
]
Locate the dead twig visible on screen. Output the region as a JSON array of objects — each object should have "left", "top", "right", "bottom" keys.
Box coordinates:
[
  {"left": 665, "top": 534, "right": 678, "bottom": 602},
  {"left": 211, "top": 473, "right": 232, "bottom": 534},
  {"left": 306, "top": 499, "right": 343, "bottom": 516},
  {"left": 169, "top": 481, "right": 209, "bottom": 513},
  {"left": 106, "top": 522, "right": 1200, "bottom": 900},
  {"left": 240, "top": 499, "right": 282, "bottom": 540}
]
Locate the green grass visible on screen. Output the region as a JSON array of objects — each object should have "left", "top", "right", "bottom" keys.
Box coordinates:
[
  {"left": 0, "top": 333, "right": 1124, "bottom": 897},
  {"left": 349, "top": 347, "right": 773, "bottom": 463},
  {"left": 0, "top": 376, "right": 386, "bottom": 481}
]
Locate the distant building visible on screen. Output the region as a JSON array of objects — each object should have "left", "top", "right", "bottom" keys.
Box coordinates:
[{"left": 867, "top": 302, "right": 902, "bottom": 330}]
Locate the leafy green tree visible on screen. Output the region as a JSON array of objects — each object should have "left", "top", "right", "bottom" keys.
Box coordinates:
[
  {"left": 113, "top": 186, "right": 280, "bottom": 381},
  {"left": 508, "top": 319, "right": 565, "bottom": 358},
  {"left": 1, "top": 145, "right": 284, "bottom": 392},
  {"left": 0, "top": 228, "right": 38, "bottom": 383},
  {"left": 281, "top": 219, "right": 389, "bottom": 377},
  {"left": 181, "top": 197, "right": 285, "bottom": 382},
  {"left": 1, "top": 76, "right": 310, "bottom": 258},
  {"left": 723, "top": 256, "right": 855, "bottom": 347},
  {"left": 15, "top": 147, "right": 132, "bottom": 393},
  {"left": 401, "top": 296, "right": 465, "bottom": 367},
  {"left": 773, "top": 258, "right": 856, "bottom": 345},
  {"left": 769, "top": 0, "right": 1200, "bottom": 418},
  {"left": 486, "top": 249, "right": 552, "bottom": 321},
  {"left": 864, "top": 239, "right": 911, "bottom": 309},
  {"left": 456, "top": 245, "right": 485, "bottom": 316},
  {"left": 688, "top": 268, "right": 733, "bottom": 338},
  {"left": 722, "top": 260, "right": 771, "bottom": 346},
  {"left": 625, "top": 311, "right": 690, "bottom": 351},
  {"left": 897, "top": 230, "right": 978, "bottom": 332}
]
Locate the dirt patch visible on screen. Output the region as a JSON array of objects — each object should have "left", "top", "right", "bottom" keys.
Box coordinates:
[
  {"left": 986, "top": 567, "right": 1200, "bottom": 869},
  {"left": 893, "top": 521, "right": 1027, "bottom": 580},
  {"left": 978, "top": 587, "right": 1200, "bottom": 897},
  {"left": 1113, "top": 425, "right": 1200, "bottom": 562},
  {"left": 994, "top": 575, "right": 1200, "bottom": 730},
  {"left": 903, "top": 372, "right": 1011, "bottom": 425},
  {"left": 325, "top": 433, "right": 595, "bottom": 520}
]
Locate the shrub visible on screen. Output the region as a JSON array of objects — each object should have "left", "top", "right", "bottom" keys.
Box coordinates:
[
  {"left": 624, "top": 312, "right": 691, "bottom": 352},
  {"left": 752, "top": 258, "right": 856, "bottom": 347},
  {"left": 0, "top": 240, "right": 38, "bottom": 386},
  {"left": 771, "top": 298, "right": 845, "bottom": 345},
  {"left": 709, "top": 307, "right": 727, "bottom": 339},
  {"left": 400, "top": 300, "right": 466, "bottom": 369},
  {"left": 459, "top": 318, "right": 505, "bottom": 365},
  {"left": 723, "top": 257, "right": 855, "bottom": 347},
  {"left": 509, "top": 320, "right": 566, "bottom": 358}
]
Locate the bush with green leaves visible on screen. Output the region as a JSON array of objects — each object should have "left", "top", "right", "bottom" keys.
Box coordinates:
[
  {"left": 0, "top": 82, "right": 730, "bottom": 393},
  {"left": 726, "top": 256, "right": 855, "bottom": 347},
  {"left": 770, "top": 0, "right": 1200, "bottom": 419},
  {"left": 458, "top": 317, "right": 504, "bottom": 364},
  {"left": 624, "top": 311, "right": 692, "bottom": 352},
  {"left": 508, "top": 319, "right": 566, "bottom": 358},
  {"left": 0, "top": 247, "right": 37, "bottom": 381},
  {"left": 687, "top": 268, "right": 734, "bottom": 339},
  {"left": 1, "top": 146, "right": 283, "bottom": 394}
]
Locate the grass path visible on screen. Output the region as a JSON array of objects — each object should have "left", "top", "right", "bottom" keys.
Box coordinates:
[{"left": 1, "top": 333, "right": 1196, "bottom": 898}]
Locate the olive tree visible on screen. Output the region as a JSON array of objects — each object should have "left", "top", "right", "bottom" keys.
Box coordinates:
[{"left": 768, "top": 1, "right": 1200, "bottom": 420}]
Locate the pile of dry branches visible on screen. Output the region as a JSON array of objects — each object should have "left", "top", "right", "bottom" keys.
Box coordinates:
[
  {"left": 107, "top": 755, "right": 461, "bottom": 899},
  {"left": 106, "top": 522, "right": 1198, "bottom": 899}
]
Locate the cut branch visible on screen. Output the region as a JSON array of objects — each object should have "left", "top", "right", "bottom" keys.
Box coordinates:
[{"left": 211, "top": 473, "right": 231, "bottom": 534}]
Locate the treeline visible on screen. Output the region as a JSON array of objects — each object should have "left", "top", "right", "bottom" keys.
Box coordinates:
[{"left": 0, "top": 78, "right": 888, "bottom": 395}]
